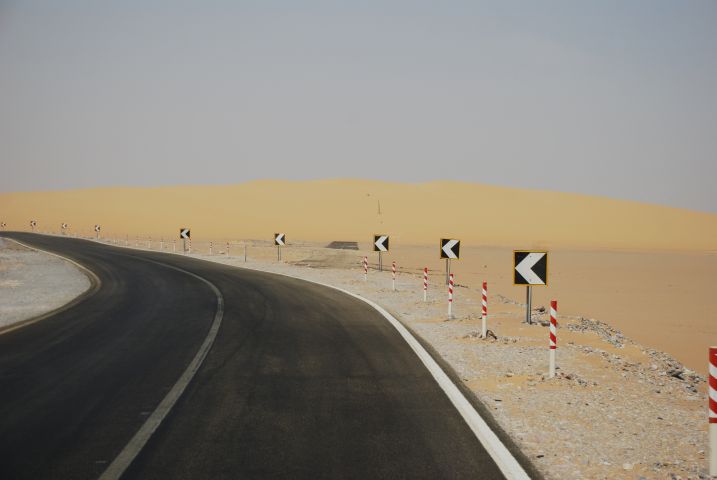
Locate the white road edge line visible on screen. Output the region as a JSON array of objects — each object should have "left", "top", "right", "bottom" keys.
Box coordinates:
[
  {"left": 0, "top": 237, "right": 102, "bottom": 335},
  {"left": 98, "top": 258, "right": 225, "bottom": 480},
  {"left": 237, "top": 268, "right": 531, "bottom": 480},
  {"left": 57, "top": 235, "right": 529, "bottom": 478}
]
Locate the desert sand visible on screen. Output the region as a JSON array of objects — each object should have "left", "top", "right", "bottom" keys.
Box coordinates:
[{"left": 2, "top": 179, "right": 714, "bottom": 374}]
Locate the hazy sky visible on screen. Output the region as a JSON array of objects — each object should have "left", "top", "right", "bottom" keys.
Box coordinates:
[{"left": 1, "top": 1, "right": 715, "bottom": 211}]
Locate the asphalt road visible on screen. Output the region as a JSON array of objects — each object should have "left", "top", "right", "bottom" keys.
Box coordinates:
[{"left": 0, "top": 233, "right": 512, "bottom": 479}]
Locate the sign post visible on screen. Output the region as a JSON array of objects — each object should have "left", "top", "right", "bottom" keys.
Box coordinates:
[
  {"left": 710, "top": 346, "right": 717, "bottom": 476},
  {"left": 513, "top": 251, "right": 549, "bottom": 324},
  {"left": 30, "top": 220, "right": 37, "bottom": 232},
  {"left": 392, "top": 261, "right": 396, "bottom": 291},
  {"left": 481, "top": 281, "right": 488, "bottom": 338},
  {"left": 423, "top": 267, "right": 428, "bottom": 302},
  {"left": 373, "top": 235, "right": 389, "bottom": 272},
  {"left": 275, "top": 233, "right": 286, "bottom": 260},
  {"left": 448, "top": 273, "right": 454, "bottom": 318},
  {"left": 440, "top": 239, "right": 460, "bottom": 285},
  {"left": 180, "top": 228, "right": 191, "bottom": 253},
  {"left": 549, "top": 301, "right": 558, "bottom": 377},
  {"left": 94, "top": 225, "right": 101, "bottom": 239}
]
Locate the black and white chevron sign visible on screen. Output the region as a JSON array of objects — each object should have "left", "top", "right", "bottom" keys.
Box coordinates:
[
  {"left": 440, "top": 239, "right": 460, "bottom": 259},
  {"left": 94, "top": 224, "right": 101, "bottom": 232},
  {"left": 30, "top": 220, "right": 37, "bottom": 227},
  {"left": 61, "top": 223, "right": 68, "bottom": 229},
  {"left": 0, "top": 222, "right": 6, "bottom": 228},
  {"left": 179, "top": 228, "right": 191, "bottom": 239},
  {"left": 373, "top": 235, "right": 389, "bottom": 252},
  {"left": 274, "top": 233, "right": 286, "bottom": 246},
  {"left": 513, "top": 251, "right": 548, "bottom": 286}
]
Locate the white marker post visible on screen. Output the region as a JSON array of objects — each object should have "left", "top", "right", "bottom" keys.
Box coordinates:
[
  {"left": 226, "top": 242, "right": 230, "bottom": 256},
  {"left": 209, "top": 241, "right": 213, "bottom": 255},
  {"left": 392, "top": 261, "right": 396, "bottom": 291},
  {"left": 549, "top": 301, "right": 558, "bottom": 378},
  {"left": 173, "top": 240, "right": 176, "bottom": 253},
  {"left": 710, "top": 346, "right": 717, "bottom": 476},
  {"left": 148, "top": 237, "right": 151, "bottom": 249},
  {"left": 160, "top": 238, "right": 164, "bottom": 250},
  {"left": 423, "top": 267, "right": 428, "bottom": 302},
  {"left": 363, "top": 256, "right": 368, "bottom": 281},
  {"left": 481, "top": 281, "right": 488, "bottom": 338},
  {"left": 448, "top": 273, "right": 454, "bottom": 319},
  {"left": 188, "top": 238, "right": 192, "bottom": 254}
]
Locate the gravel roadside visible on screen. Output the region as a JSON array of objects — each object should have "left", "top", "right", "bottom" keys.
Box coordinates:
[{"left": 0, "top": 237, "right": 91, "bottom": 330}]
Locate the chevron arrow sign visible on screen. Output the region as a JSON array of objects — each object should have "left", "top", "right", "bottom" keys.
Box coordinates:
[
  {"left": 514, "top": 251, "right": 548, "bottom": 286},
  {"left": 179, "top": 228, "right": 191, "bottom": 239},
  {"left": 440, "top": 239, "right": 460, "bottom": 259},
  {"left": 275, "top": 233, "right": 286, "bottom": 246},
  {"left": 373, "top": 235, "right": 389, "bottom": 252},
  {"left": 94, "top": 224, "right": 101, "bottom": 232}
]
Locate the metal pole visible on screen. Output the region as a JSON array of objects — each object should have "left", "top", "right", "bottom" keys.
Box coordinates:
[
  {"left": 244, "top": 244, "right": 247, "bottom": 262},
  {"left": 481, "top": 281, "right": 488, "bottom": 338},
  {"left": 710, "top": 346, "right": 717, "bottom": 476},
  {"left": 378, "top": 251, "right": 382, "bottom": 272},
  {"left": 549, "top": 300, "right": 557, "bottom": 378},
  {"left": 392, "top": 261, "right": 396, "bottom": 291},
  {"left": 183, "top": 238, "right": 187, "bottom": 254},
  {"left": 526, "top": 286, "right": 533, "bottom": 324},
  {"left": 448, "top": 273, "right": 454, "bottom": 318}
]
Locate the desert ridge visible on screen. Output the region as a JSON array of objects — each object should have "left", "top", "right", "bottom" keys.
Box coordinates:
[{"left": 1, "top": 179, "right": 716, "bottom": 251}]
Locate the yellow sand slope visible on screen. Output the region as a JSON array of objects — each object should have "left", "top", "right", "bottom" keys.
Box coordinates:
[{"left": 1, "top": 180, "right": 715, "bottom": 250}]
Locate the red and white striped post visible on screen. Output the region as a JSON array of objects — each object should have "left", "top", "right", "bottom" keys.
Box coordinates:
[
  {"left": 709, "top": 346, "right": 717, "bottom": 476},
  {"left": 188, "top": 238, "right": 192, "bottom": 254},
  {"left": 226, "top": 242, "right": 230, "bottom": 256},
  {"left": 481, "top": 281, "right": 488, "bottom": 338},
  {"left": 392, "top": 261, "right": 396, "bottom": 291},
  {"left": 173, "top": 239, "right": 176, "bottom": 253},
  {"left": 423, "top": 267, "right": 428, "bottom": 302},
  {"left": 209, "top": 241, "right": 213, "bottom": 255},
  {"left": 363, "top": 256, "right": 368, "bottom": 281},
  {"left": 148, "top": 237, "right": 152, "bottom": 249},
  {"left": 549, "top": 300, "right": 558, "bottom": 378},
  {"left": 448, "top": 273, "right": 454, "bottom": 318}
]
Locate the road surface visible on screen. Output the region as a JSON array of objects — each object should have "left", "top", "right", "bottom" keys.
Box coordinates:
[{"left": 0, "top": 233, "right": 529, "bottom": 479}]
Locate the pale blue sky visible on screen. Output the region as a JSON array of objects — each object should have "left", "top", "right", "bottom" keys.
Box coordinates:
[{"left": 1, "top": 1, "right": 715, "bottom": 211}]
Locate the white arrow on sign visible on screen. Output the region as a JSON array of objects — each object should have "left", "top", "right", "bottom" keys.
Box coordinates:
[
  {"left": 180, "top": 228, "right": 190, "bottom": 239},
  {"left": 441, "top": 239, "right": 460, "bottom": 259},
  {"left": 94, "top": 225, "right": 101, "bottom": 232},
  {"left": 62, "top": 223, "right": 68, "bottom": 229},
  {"left": 515, "top": 252, "right": 546, "bottom": 285},
  {"left": 374, "top": 235, "right": 389, "bottom": 252},
  {"left": 275, "top": 233, "right": 285, "bottom": 246}
]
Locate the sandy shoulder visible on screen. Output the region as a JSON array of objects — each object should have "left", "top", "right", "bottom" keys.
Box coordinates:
[{"left": 0, "top": 238, "right": 91, "bottom": 330}]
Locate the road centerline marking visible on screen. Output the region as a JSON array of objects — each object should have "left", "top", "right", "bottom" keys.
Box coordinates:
[{"left": 99, "top": 257, "right": 225, "bottom": 480}]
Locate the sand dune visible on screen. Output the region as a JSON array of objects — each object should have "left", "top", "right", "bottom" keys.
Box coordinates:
[
  {"left": 1, "top": 179, "right": 715, "bottom": 250},
  {"left": 2, "top": 180, "right": 716, "bottom": 373}
]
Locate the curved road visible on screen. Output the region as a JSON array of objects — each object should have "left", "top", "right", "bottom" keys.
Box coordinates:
[{"left": 0, "top": 233, "right": 528, "bottom": 479}]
